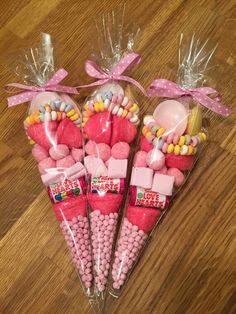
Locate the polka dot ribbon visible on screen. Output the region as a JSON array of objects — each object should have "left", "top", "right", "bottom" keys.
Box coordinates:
[
  {"left": 6, "top": 69, "right": 79, "bottom": 107},
  {"left": 147, "top": 79, "right": 232, "bottom": 117},
  {"left": 78, "top": 53, "right": 146, "bottom": 94}
]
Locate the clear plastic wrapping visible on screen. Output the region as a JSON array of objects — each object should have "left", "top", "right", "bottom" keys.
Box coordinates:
[
  {"left": 108, "top": 35, "right": 232, "bottom": 297},
  {"left": 80, "top": 6, "right": 143, "bottom": 301},
  {"left": 6, "top": 33, "right": 95, "bottom": 300}
]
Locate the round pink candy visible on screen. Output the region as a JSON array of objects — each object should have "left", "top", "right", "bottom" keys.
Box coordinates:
[
  {"left": 95, "top": 143, "right": 111, "bottom": 161},
  {"left": 155, "top": 165, "right": 168, "bottom": 174},
  {"left": 71, "top": 148, "right": 83, "bottom": 162},
  {"left": 167, "top": 167, "right": 185, "bottom": 187},
  {"left": 111, "top": 142, "right": 130, "bottom": 159},
  {"left": 133, "top": 151, "right": 147, "bottom": 167},
  {"left": 49, "top": 144, "right": 69, "bottom": 160},
  {"left": 146, "top": 148, "right": 165, "bottom": 170},
  {"left": 38, "top": 157, "right": 56, "bottom": 174},
  {"left": 56, "top": 155, "right": 75, "bottom": 168},
  {"left": 85, "top": 140, "right": 97, "bottom": 155},
  {"left": 32, "top": 144, "right": 49, "bottom": 162}
]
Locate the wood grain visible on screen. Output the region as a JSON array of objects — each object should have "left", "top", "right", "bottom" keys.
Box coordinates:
[{"left": 0, "top": 0, "right": 235, "bottom": 313}]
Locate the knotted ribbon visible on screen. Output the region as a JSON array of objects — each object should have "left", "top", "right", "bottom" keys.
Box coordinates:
[
  {"left": 6, "top": 69, "right": 79, "bottom": 107},
  {"left": 79, "top": 52, "right": 146, "bottom": 94},
  {"left": 147, "top": 79, "right": 231, "bottom": 117}
]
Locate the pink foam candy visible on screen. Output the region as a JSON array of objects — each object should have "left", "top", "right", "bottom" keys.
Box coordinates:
[
  {"left": 85, "top": 140, "right": 97, "bottom": 155},
  {"left": 32, "top": 144, "right": 49, "bottom": 162},
  {"left": 152, "top": 173, "right": 174, "bottom": 195},
  {"left": 111, "top": 142, "right": 130, "bottom": 159},
  {"left": 49, "top": 144, "right": 69, "bottom": 160},
  {"left": 94, "top": 143, "right": 111, "bottom": 162},
  {"left": 108, "top": 158, "right": 128, "bottom": 178},
  {"left": 56, "top": 155, "right": 75, "bottom": 168},
  {"left": 146, "top": 148, "right": 165, "bottom": 170},
  {"left": 38, "top": 157, "right": 56, "bottom": 174},
  {"left": 133, "top": 151, "right": 147, "bottom": 167},
  {"left": 140, "top": 135, "right": 153, "bottom": 152},
  {"left": 84, "top": 156, "right": 107, "bottom": 176},
  {"left": 71, "top": 148, "right": 83, "bottom": 162},
  {"left": 167, "top": 167, "right": 185, "bottom": 187},
  {"left": 41, "top": 171, "right": 65, "bottom": 186},
  {"left": 130, "top": 167, "right": 154, "bottom": 189},
  {"left": 65, "top": 162, "right": 86, "bottom": 179}
]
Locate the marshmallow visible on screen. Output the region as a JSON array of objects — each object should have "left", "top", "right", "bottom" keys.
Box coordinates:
[
  {"left": 84, "top": 156, "right": 107, "bottom": 176},
  {"left": 152, "top": 173, "right": 174, "bottom": 195},
  {"left": 130, "top": 167, "right": 154, "bottom": 189},
  {"left": 108, "top": 158, "right": 128, "bottom": 178}
]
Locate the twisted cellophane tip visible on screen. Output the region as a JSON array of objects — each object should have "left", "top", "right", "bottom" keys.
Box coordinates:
[
  {"left": 91, "top": 3, "right": 140, "bottom": 74},
  {"left": 177, "top": 33, "right": 218, "bottom": 89}
]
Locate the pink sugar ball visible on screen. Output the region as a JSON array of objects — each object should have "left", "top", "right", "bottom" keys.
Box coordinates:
[
  {"left": 56, "top": 155, "right": 75, "bottom": 168},
  {"left": 146, "top": 148, "right": 165, "bottom": 170},
  {"left": 167, "top": 167, "right": 185, "bottom": 187},
  {"left": 95, "top": 143, "right": 111, "bottom": 161},
  {"left": 49, "top": 144, "right": 69, "bottom": 160},
  {"left": 133, "top": 150, "right": 147, "bottom": 167},
  {"left": 155, "top": 165, "right": 168, "bottom": 174},
  {"left": 85, "top": 140, "right": 97, "bottom": 155},
  {"left": 71, "top": 148, "right": 83, "bottom": 162},
  {"left": 111, "top": 142, "right": 130, "bottom": 159},
  {"left": 32, "top": 144, "right": 49, "bottom": 162},
  {"left": 38, "top": 157, "right": 56, "bottom": 174}
]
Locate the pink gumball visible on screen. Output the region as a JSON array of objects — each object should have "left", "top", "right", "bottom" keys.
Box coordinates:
[
  {"left": 146, "top": 148, "right": 165, "bottom": 170},
  {"left": 153, "top": 100, "right": 188, "bottom": 136}
]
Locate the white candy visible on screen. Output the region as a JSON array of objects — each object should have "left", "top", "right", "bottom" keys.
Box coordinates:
[
  {"left": 96, "top": 93, "right": 102, "bottom": 102},
  {"left": 121, "top": 96, "right": 129, "bottom": 107},
  {"left": 51, "top": 111, "right": 57, "bottom": 120},
  {"left": 104, "top": 98, "right": 110, "bottom": 109},
  {"left": 143, "top": 115, "right": 155, "bottom": 126},
  {"left": 130, "top": 114, "right": 139, "bottom": 123},
  {"left": 117, "top": 108, "right": 123, "bottom": 117},
  {"left": 60, "top": 102, "right": 66, "bottom": 112},
  {"left": 112, "top": 105, "right": 120, "bottom": 115}
]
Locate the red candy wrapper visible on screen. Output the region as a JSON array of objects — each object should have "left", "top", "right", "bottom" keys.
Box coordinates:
[
  {"left": 5, "top": 33, "right": 96, "bottom": 302},
  {"left": 108, "top": 35, "right": 232, "bottom": 296},
  {"left": 80, "top": 6, "right": 144, "bottom": 301}
]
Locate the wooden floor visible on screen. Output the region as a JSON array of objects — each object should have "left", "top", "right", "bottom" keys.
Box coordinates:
[{"left": 0, "top": 0, "right": 236, "bottom": 313}]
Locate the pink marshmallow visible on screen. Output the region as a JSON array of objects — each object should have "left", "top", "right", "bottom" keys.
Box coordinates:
[
  {"left": 56, "top": 155, "right": 75, "bottom": 168},
  {"left": 108, "top": 158, "right": 128, "bottom": 178},
  {"left": 130, "top": 167, "right": 153, "bottom": 189},
  {"left": 152, "top": 173, "right": 174, "bottom": 195},
  {"left": 32, "top": 144, "right": 49, "bottom": 162},
  {"left": 65, "top": 162, "right": 86, "bottom": 179},
  {"left": 133, "top": 151, "right": 147, "bottom": 167},
  {"left": 38, "top": 157, "right": 56, "bottom": 174},
  {"left": 155, "top": 166, "right": 168, "bottom": 174},
  {"left": 41, "top": 171, "right": 65, "bottom": 186},
  {"left": 85, "top": 140, "right": 97, "bottom": 155},
  {"left": 71, "top": 148, "right": 83, "bottom": 162},
  {"left": 49, "top": 144, "right": 69, "bottom": 160},
  {"left": 111, "top": 142, "right": 130, "bottom": 159},
  {"left": 146, "top": 148, "right": 165, "bottom": 170},
  {"left": 84, "top": 156, "right": 107, "bottom": 176},
  {"left": 167, "top": 167, "right": 185, "bottom": 187},
  {"left": 94, "top": 143, "right": 111, "bottom": 161}
]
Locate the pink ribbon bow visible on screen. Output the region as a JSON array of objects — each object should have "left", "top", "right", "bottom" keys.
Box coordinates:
[
  {"left": 79, "top": 53, "right": 146, "bottom": 94},
  {"left": 6, "top": 69, "right": 79, "bottom": 107},
  {"left": 147, "top": 79, "right": 232, "bottom": 117}
]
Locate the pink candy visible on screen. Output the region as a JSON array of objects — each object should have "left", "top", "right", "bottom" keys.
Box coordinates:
[
  {"left": 60, "top": 215, "right": 93, "bottom": 289},
  {"left": 146, "top": 148, "right": 165, "bottom": 171},
  {"left": 133, "top": 150, "right": 147, "bottom": 167},
  {"left": 167, "top": 167, "right": 185, "bottom": 187},
  {"left": 85, "top": 140, "right": 111, "bottom": 161},
  {"left": 38, "top": 157, "right": 56, "bottom": 174},
  {"left": 111, "top": 142, "right": 130, "bottom": 159},
  {"left": 90, "top": 210, "right": 119, "bottom": 292},
  {"left": 71, "top": 148, "right": 83, "bottom": 162},
  {"left": 49, "top": 144, "right": 69, "bottom": 160},
  {"left": 111, "top": 218, "right": 148, "bottom": 290},
  {"left": 32, "top": 144, "right": 49, "bottom": 162},
  {"left": 56, "top": 155, "right": 75, "bottom": 168}
]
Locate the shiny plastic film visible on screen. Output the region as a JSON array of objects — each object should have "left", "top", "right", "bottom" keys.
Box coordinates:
[
  {"left": 6, "top": 34, "right": 96, "bottom": 301},
  {"left": 108, "top": 35, "right": 232, "bottom": 297},
  {"left": 80, "top": 5, "right": 143, "bottom": 302}
]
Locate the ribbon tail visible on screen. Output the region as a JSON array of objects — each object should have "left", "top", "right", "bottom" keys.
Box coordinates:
[
  {"left": 117, "top": 75, "right": 146, "bottom": 95},
  {"left": 7, "top": 91, "right": 37, "bottom": 107},
  {"left": 77, "top": 79, "right": 110, "bottom": 89}
]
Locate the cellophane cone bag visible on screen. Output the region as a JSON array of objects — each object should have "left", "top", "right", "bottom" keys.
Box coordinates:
[
  {"left": 108, "top": 34, "right": 232, "bottom": 297},
  {"left": 6, "top": 33, "right": 96, "bottom": 301},
  {"left": 80, "top": 6, "right": 143, "bottom": 301}
]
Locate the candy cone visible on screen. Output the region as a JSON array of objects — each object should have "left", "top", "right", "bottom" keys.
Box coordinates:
[
  {"left": 88, "top": 193, "right": 123, "bottom": 293},
  {"left": 110, "top": 205, "right": 161, "bottom": 292}
]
